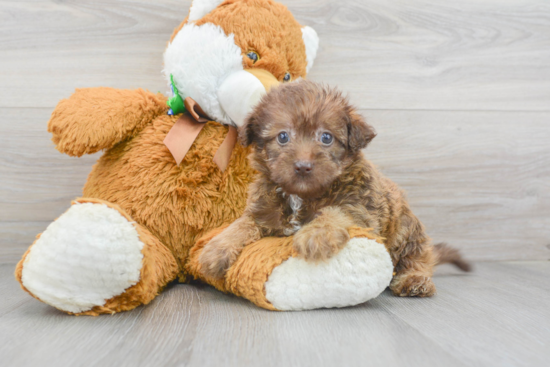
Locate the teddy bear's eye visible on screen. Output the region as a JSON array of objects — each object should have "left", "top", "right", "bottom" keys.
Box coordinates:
[
  {"left": 283, "top": 72, "right": 291, "bottom": 82},
  {"left": 277, "top": 131, "right": 290, "bottom": 145},
  {"left": 321, "top": 132, "right": 333, "bottom": 146},
  {"left": 246, "top": 51, "right": 259, "bottom": 64}
]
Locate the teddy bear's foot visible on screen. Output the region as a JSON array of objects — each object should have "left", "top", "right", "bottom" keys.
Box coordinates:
[
  {"left": 264, "top": 236, "right": 393, "bottom": 311},
  {"left": 15, "top": 198, "right": 179, "bottom": 315}
]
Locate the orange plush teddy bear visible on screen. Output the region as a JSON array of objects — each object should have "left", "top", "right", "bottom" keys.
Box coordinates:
[{"left": 15, "top": 0, "right": 394, "bottom": 315}]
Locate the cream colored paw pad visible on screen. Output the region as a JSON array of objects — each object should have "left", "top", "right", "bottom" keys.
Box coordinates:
[
  {"left": 264, "top": 238, "right": 393, "bottom": 311},
  {"left": 21, "top": 203, "right": 144, "bottom": 313}
]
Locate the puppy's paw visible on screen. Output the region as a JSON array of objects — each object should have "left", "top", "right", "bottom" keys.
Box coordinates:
[
  {"left": 199, "top": 236, "right": 242, "bottom": 279},
  {"left": 390, "top": 274, "right": 436, "bottom": 297},
  {"left": 293, "top": 225, "right": 350, "bottom": 262}
]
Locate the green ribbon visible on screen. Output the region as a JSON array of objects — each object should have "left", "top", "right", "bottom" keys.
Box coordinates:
[{"left": 167, "top": 74, "right": 186, "bottom": 115}]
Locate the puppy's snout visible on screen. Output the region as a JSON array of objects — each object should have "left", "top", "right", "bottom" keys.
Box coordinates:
[{"left": 294, "top": 161, "right": 313, "bottom": 175}]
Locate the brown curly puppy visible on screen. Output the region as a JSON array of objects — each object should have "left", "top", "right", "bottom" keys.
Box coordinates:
[{"left": 199, "top": 81, "right": 470, "bottom": 297}]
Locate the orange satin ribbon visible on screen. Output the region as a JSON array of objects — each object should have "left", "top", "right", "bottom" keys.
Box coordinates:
[{"left": 163, "top": 97, "right": 237, "bottom": 172}]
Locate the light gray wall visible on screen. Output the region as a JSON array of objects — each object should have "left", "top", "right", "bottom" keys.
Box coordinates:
[{"left": 1, "top": 0, "right": 549, "bottom": 263}]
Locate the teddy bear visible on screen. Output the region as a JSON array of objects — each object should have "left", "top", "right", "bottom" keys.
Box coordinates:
[{"left": 15, "top": 0, "right": 394, "bottom": 315}]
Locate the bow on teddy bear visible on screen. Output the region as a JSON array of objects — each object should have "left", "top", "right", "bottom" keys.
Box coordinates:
[{"left": 15, "top": 0, "right": 393, "bottom": 315}]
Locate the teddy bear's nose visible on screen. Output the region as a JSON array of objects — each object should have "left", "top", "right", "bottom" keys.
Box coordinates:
[{"left": 294, "top": 161, "right": 313, "bottom": 175}]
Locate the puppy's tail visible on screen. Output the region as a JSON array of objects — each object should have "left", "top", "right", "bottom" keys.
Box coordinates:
[{"left": 433, "top": 243, "right": 472, "bottom": 272}]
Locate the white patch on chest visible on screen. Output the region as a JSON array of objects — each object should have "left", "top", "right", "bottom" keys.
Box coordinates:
[
  {"left": 289, "top": 194, "right": 303, "bottom": 213},
  {"left": 284, "top": 194, "right": 303, "bottom": 236}
]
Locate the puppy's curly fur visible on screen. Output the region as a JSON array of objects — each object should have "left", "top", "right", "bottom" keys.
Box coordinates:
[{"left": 200, "top": 81, "right": 470, "bottom": 296}]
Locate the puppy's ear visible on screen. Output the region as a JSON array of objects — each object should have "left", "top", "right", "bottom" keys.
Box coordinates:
[
  {"left": 239, "top": 113, "right": 262, "bottom": 147},
  {"left": 348, "top": 111, "right": 376, "bottom": 153}
]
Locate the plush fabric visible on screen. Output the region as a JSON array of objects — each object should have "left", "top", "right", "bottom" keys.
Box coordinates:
[
  {"left": 186, "top": 226, "right": 390, "bottom": 311},
  {"left": 16, "top": 198, "right": 179, "bottom": 315},
  {"left": 49, "top": 88, "right": 167, "bottom": 157},
  {"left": 195, "top": 0, "right": 310, "bottom": 83},
  {"left": 217, "top": 69, "right": 277, "bottom": 127},
  {"left": 82, "top": 104, "right": 255, "bottom": 280},
  {"left": 164, "top": 22, "right": 244, "bottom": 125},
  {"left": 188, "top": 0, "right": 225, "bottom": 21},
  {"left": 19, "top": 201, "right": 144, "bottom": 313},
  {"left": 264, "top": 236, "right": 393, "bottom": 311},
  {"left": 301, "top": 26, "right": 319, "bottom": 73}
]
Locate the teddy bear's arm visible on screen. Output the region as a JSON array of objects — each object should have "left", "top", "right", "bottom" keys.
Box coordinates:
[{"left": 48, "top": 87, "right": 167, "bottom": 157}]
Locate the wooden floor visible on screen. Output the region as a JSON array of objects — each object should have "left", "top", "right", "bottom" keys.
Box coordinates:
[{"left": 1, "top": 262, "right": 549, "bottom": 367}]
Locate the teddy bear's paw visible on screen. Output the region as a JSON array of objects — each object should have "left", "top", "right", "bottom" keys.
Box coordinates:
[
  {"left": 265, "top": 237, "right": 394, "bottom": 311},
  {"left": 20, "top": 202, "right": 145, "bottom": 314}
]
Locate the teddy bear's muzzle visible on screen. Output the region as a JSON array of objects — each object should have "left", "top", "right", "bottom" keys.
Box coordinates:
[{"left": 217, "top": 68, "right": 280, "bottom": 127}]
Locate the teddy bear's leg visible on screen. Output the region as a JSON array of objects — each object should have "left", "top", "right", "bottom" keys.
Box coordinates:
[
  {"left": 15, "top": 198, "right": 179, "bottom": 316},
  {"left": 187, "top": 227, "right": 394, "bottom": 311}
]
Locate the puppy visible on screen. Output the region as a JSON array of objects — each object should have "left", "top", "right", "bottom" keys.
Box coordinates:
[{"left": 199, "top": 81, "right": 470, "bottom": 297}]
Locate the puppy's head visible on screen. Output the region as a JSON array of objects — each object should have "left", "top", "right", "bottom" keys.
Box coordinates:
[{"left": 241, "top": 81, "right": 376, "bottom": 198}]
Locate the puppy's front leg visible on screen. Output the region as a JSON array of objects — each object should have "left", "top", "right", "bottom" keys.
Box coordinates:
[
  {"left": 199, "top": 213, "right": 261, "bottom": 279},
  {"left": 293, "top": 207, "right": 355, "bottom": 262}
]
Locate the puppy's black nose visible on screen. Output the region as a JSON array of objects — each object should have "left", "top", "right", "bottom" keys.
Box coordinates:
[{"left": 294, "top": 161, "right": 312, "bottom": 175}]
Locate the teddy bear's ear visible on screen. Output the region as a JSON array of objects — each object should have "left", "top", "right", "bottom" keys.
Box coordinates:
[
  {"left": 301, "top": 26, "right": 319, "bottom": 73},
  {"left": 188, "top": 0, "right": 225, "bottom": 21}
]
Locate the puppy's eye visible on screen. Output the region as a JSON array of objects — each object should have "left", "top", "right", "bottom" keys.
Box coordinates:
[
  {"left": 246, "top": 51, "right": 260, "bottom": 64},
  {"left": 277, "top": 131, "right": 290, "bottom": 145},
  {"left": 283, "top": 72, "right": 291, "bottom": 82},
  {"left": 321, "top": 132, "right": 333, "bottom": 146}
]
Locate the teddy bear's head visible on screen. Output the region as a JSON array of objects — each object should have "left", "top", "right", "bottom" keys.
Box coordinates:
[{"left": 163, "top": 0, "right": 319, "bottom": 127}]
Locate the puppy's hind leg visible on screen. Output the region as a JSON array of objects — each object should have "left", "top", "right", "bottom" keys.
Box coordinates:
[{"left": 389, "top": 215, "right": 437, "bottom": 297}]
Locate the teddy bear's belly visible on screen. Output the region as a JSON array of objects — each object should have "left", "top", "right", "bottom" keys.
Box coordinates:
[{"left": 83, "top": 116, "right": 255, "bottom": 272}]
